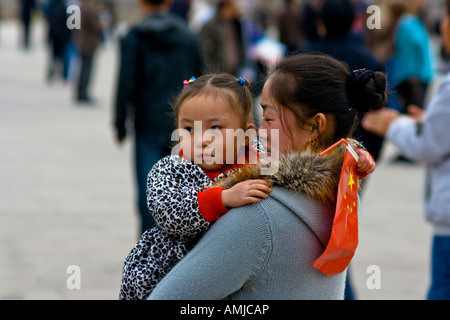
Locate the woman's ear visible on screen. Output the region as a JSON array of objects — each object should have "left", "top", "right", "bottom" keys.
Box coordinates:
[{"left": 312, "top": 113, "right": 327, "bottom": 135}]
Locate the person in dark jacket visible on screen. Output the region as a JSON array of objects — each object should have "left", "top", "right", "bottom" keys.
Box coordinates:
[
  {"left": 73, "top": 0, "right": 102, "bottom": 103},
  {"left": 45, "top": 0, "right": 71, "bottom": 82},
  {"left": 113, "top": 0, "right": 204, "bottom": 236},
  {"left": 199, "top": 0, "right": 246, "bottom": 75},
  {"left": 19, "top": 0, "right": 36, "bottom": 49}
]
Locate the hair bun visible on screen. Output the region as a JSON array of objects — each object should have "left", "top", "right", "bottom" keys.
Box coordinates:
[{"left": 347, "top": 69, "right": 387, "bottom": 113}]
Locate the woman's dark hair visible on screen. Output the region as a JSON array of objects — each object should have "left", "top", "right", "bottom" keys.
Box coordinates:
[
  {"left": 172, "top": 73, "right": 254, "bottom": 127},
  {"left": 268, "top": 53, "right": 387, "bottom": 148}
]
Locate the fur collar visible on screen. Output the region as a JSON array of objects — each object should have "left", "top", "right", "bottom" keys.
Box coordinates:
[{"left": 213, "top": 141, "right": 360, "bottom": 205}]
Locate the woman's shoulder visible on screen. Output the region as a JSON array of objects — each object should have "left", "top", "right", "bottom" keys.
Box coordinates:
[
  {"left": 214, "top": 202, "right": 272, "bottom": 238},
  {"left": 224, "top": 186, "right": 334, "bottom": 248},
  {"left": 220, "top": 188, "right": 328, "bottom": 233}
]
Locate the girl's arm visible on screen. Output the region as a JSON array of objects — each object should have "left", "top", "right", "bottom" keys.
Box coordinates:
[{"left": 147, "top": 156, "right": 212, "bottom": 237}]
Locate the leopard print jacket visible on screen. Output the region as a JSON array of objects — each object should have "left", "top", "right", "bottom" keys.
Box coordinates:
[{"left": 119, "top": 155, "right": 244, "bottom": 300}]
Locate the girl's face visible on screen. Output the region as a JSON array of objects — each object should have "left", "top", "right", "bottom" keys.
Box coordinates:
[
  {"left": 177, "top": 93, "right": 253, "bottom": 171},
  {"left": 258, "top": 79, "right": 314, "bottom": 156}
]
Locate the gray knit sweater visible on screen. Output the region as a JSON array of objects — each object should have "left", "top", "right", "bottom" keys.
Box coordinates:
[{"left": 148, "top": 148, "right": 352, "bottom": 300}]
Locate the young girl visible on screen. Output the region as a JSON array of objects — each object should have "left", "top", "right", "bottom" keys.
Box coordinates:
[
  {"left": 119, "top": 73, "right": 270, "bottom": 300},
  {"left": 119, "top": 73, "right": 375, "bottom": 300}
]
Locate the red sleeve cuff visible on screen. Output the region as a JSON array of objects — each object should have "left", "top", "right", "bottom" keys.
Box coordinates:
[{"left": 198, "top": 187, "right": 229, "bottom": 222}]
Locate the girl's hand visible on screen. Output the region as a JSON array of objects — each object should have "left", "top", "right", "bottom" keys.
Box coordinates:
[
  {"left": 356, "top": 149, "right": 376, "bottom": 177},
  {"left": 222, "top": 180, "right": 272, "bottom": 208}
]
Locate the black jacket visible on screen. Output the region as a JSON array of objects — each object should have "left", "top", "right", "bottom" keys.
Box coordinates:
[
  {"left": 114, "top": 13, "right": 204, "bottom": 144},
  {"left": 46, "top": 0, "right": 71, "bottom": 44}
]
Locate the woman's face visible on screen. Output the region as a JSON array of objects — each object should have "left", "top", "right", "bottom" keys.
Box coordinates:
[{"left": 258, "top": 79, "right": 315, "bottom": 156}]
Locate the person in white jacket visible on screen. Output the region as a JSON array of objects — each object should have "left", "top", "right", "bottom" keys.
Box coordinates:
[{"left": 362, "top": 0, "right": 450, "bottom": 299}]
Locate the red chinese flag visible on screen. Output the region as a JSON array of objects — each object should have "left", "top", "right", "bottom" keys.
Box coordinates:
[{"left": 311, "top": 139, "right": 359, "bottom": 276}]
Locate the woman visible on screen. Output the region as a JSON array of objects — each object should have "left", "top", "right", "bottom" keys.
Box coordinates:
[
  {"left": 362, "top": 0, "right": 450, "bottom": 300},
  {"left": 148, "top": 53, "right": 387, "bottom": 300}
]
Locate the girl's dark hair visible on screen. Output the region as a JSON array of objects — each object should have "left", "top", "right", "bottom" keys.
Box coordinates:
[
  {"left": 269, "top": 53, "right": 387, "bottom": 148},
  {"left": 172, "top": 73, "right": 254, "bottom": 127}
]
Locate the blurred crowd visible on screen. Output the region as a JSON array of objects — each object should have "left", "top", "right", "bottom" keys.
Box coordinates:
[{"left": 7, "top": 0, "right": 448, "bottom": 110}]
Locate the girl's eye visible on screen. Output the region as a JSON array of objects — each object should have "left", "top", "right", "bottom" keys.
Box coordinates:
[
  {"left": 263, "top": 117, "right": 272, "bottom": 123},
  {"left": 184, "top": 127, "right": 194, "bottom": 133},
  {"left": 210, "top": 125, "right": 221, "bottom": 130}
]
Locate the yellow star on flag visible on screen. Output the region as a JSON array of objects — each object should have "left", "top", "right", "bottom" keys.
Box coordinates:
[{"left": 348, "top": 172, "right": 355, "bottom": 192}]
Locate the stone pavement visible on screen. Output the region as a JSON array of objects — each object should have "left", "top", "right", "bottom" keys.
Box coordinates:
[{"left": 0, "top": 20, "right": 434, "bottom": 300}]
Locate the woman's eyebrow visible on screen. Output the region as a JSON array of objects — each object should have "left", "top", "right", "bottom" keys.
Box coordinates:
[{"left": 260, "top": 104, "right": 276, "bottom": 111}]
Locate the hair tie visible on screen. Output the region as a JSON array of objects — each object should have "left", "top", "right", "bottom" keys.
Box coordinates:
[
  {"left": 238, "top": 76, "right": 248, "bottom": 86},
  {"left": 183, "top": 76, "right": 196, "bottom": 87},
  {"left": 351, "top": 69, "right": 374, "bottom": 84},
  {"left": 347, "top": 69, "right": 374, "bottom": 111}
]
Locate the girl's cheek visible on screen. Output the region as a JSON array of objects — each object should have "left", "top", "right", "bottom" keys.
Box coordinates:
[{"left": 180, "top": 137, "right": 193, "bottom": 161}]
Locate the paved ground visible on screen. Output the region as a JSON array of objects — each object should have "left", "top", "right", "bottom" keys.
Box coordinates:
[{"left": 0, "top": 20, "right": 436, "bottom": 300}]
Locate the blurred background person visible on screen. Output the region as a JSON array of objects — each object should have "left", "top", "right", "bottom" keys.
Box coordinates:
[
  {"left": 362, "top": 0, "right": 450, "bottom": 299},
  {"left": 73, "top": 0, "right": 103, "bottom": 104},
  {"left": 300, "top": 0, "right": 324, "bottom": 44},
  {"left": 113, "top": 0, "right": 204, "bottom": 236},
  {"left": 388, "top": 0, "right": 437, "bottom": 164},
  {"left": 19, "top": 0, "right": 36, "bottom": 49},
  {"left": 390, "top": 0, "right": 436, "bottom": 114},
  {"left": 43, "top": 0, "right": 71, "bottom": 83},
  {"left": 199, "top": 0, "right": 246, "bottom": 75},
  {"left": 277, "top": 0, "right": 305, "bottom": 54},
  {"left": 364, "top": 0, "right": 406, "bottom": 114},
  {"left": 98, "top": 0, "right": 118, "bottom": 44},
  {"left": 65, "top": 0, "right": 81, "bottom": 84},
  {"left": 170, "top": 0, "right": 191, "bottom": 20}
]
